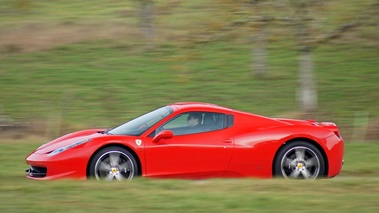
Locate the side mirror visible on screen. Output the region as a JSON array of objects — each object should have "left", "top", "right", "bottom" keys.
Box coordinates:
[{"left": 152, "top": 130, "right": 174, "bottom": 143}]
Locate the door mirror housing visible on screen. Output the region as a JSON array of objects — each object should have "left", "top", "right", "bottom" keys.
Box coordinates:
[{"left": 152, "top": 130, "right": 174, "bottom": 143}]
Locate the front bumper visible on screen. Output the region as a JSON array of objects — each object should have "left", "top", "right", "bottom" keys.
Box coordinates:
[
  {"left": 25, "top": 165, "right": 47, "bottom": 178},
  {"left": 25, "top": 151, "right": 88, "bottom": 180}
]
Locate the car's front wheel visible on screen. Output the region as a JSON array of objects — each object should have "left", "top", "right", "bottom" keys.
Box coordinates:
[
  {"left": 88, "top": 146, "right": 138, "bottom": 181},
  {"left": 274, "top": 141, "right": 325, "bottom": 179}
]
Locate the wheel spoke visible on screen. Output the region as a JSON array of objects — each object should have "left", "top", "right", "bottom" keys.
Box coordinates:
[
  {"left": 301, "top": 168, "right": 312, "bottom": 179},
  {"left": 109, "top": 153, "right": 120, "bottom": 166},
  {"left": 119, "top": 162, "right": 130, "bottom": 172},
  {"left": 98, "top": 162, "right": 111, "bottom": 172},
  {"left": 115, "top": 173, "right": 125, "bottom": 181},
  {"left": 283, "top": 157, "right": 296, "bottom": 167},
  {"left": 104, "top": 173, "right": 114, "bottom": 181},
  {"left": 289, "top": 169, "right": 301, "bottom": 178},
  {"left": 295, "top": 148, "right": 305, "bottom": 161},
  {"left": 306, "top": 157, "right": 317, "bottom": 168}
]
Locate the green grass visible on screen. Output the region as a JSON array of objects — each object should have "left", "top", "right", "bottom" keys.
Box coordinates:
[
  {"left": 0, "top": 1, "right": 377, "bottom": 133},
  {"left": 1, "top": 139, "right": 379, "bottom": 212},
  {"left": 341, "top": 143, "right": 379, "bottom": 176},
  {"left": 0, "top": 40, "right": 378, "bottom": 137},
  {"left": 0, "top": 0, "right": 135, "bottom": 23},
  {"left": 1, "top": 178, "right": 378, "bottom": 212},
  {"left": 0, "top": 1, "right": 378, "bottom": 212}
]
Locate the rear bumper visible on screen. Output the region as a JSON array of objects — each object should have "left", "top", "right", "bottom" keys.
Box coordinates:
[{"left": 325, "top": 134, "right": 344, "bottom": 178}]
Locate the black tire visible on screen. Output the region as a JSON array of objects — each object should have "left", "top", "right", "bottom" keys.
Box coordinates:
[
  {"left": 88, "top": 146, "right": 138, "bottom": 181},
  {"left": 273, "top": 141, "right": 325, "bottom": 179}
]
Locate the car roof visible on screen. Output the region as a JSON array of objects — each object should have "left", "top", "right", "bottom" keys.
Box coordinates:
[{"left": 168, "top": 102, "right": 234, "bottom": 113}]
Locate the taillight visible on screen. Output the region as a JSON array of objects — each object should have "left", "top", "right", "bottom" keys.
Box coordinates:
[
  {"left": 320, "top": 122, "right": 342, "bottom": 138},
  {"left": 334, "top": 131, "right": 341, "bottom": 138}
]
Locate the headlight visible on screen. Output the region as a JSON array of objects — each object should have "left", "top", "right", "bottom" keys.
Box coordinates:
[{"left": 48, "top": 139, "right": 91, "bottom": 157}]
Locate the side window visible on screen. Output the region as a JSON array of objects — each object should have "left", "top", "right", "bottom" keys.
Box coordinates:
[
  {"left": 202, "top": 112, "right": 223, "bottom": 131},
  {"left": 156, "top": 112, "right": 231, "bottom": 136},
  {"left": 162, "top": 113, "right": 189, "bottom": 130},
  {"left": 225, "top": 114, "right": 234, "bottom": 128},
  {"left": 159, "top": 112, "right": 200, "bottom": 136}
]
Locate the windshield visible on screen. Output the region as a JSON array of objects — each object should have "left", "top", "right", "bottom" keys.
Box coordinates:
[{"left": 107, "top": 106, "right": 173, "bottom": 136}]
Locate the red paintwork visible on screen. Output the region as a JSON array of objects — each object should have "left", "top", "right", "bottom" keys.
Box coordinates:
[{"left": 25, "top": 102, "right": 344, "bottom": 180}]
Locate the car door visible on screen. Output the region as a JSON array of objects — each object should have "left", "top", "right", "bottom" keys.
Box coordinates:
[{"left": 144, "top": 112, "right": 234, "bottom": 178}]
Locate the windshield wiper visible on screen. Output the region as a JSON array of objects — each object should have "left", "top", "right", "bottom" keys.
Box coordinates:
[{"left": 99, "top": 129, "right": 112, "bottom": 135}]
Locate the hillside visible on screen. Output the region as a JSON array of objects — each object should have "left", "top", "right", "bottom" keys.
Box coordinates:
[{"left": 0, "top": 0, "right": 378, "bottom": 141}]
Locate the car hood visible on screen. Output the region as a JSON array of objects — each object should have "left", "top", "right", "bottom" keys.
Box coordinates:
[{"left": 35, "top": 129, "right": 106, "bottom": 154}]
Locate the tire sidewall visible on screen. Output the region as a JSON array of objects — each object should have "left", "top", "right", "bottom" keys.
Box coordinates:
[
  {"left": 88, "top": 146, "right": 138, "bottom": 180},
  {"left": 274, "top": 141, "right": 325, "bottom": 179}
]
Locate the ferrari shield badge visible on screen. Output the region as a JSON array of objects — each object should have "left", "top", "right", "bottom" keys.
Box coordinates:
[{"left": 135, "top": 139, "right": 142, "bottom": 146}]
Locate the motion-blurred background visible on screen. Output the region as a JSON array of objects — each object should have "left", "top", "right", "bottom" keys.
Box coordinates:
[{"left": 0, "top": 0, "right": 378, "bottom": 142}]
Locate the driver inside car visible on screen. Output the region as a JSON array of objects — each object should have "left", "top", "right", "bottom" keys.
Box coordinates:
[{"left": 186, "top": 113, "right": 203, "bottom": 134}]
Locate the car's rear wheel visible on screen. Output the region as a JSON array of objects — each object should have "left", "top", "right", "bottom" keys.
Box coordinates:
[
  {"left": 88, "top": 146, "right": 138, "bottom": 181},
  {"left": 274, "top": 141, "right": 325, "bottom": 179}
]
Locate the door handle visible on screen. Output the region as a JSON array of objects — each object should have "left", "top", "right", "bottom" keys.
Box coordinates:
[{"left": 222, "top": 139, "right": 232, "bottom": 143}]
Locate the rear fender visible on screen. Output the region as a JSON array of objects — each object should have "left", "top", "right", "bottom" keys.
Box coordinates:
[{"left": 318, "top": 122, "right": 341, "bottom": 138}]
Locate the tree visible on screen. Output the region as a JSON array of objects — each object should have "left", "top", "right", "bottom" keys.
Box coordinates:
[
  {"left": 137, "top": 0, "right": 155, "bottom": 40},
  {"left": 189, "top": 0, "right": 374, "bottom": 113},
  {"left": 249, "top": 0, "right": 268, "bottom": 78},
  {"left": 193, "top": 0, "right": 271, "bottom": 78},
  {"left": 377, "top": 1, "right": 379, "bottom": 46},
  {"left": 284, "top": 0, "right": 373, "bottom": 113},
  {"left": 287, "top": 0, "right": 320, "bottom": 113}
]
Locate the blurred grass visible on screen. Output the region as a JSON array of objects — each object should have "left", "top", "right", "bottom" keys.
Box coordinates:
[
  {"left": 0, "top": 0, "right": 378, "bottom": 138},
  {"left": 0, "top": 0, "right": 135, "bottom": 23},
  {"left": 0, "top": 40, "right": 378, "bottom": 138},
  {"left": 0, "top": 139, "right": 378, "bottom": 212},
  {"left": 1, "top": 178, "right": 379, "bottom": 212},
  {"left": 0, "top": 1, "right": 378, "bottom": 212}
]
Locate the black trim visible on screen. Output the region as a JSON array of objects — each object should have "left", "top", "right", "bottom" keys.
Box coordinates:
[{"left": 26, "top": 166, "right": 47, "bottom": 178}]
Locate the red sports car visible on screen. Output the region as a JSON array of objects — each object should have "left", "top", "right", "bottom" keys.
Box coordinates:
[{"left": 25, "top": 102, "right": 344, "bottom": 180}]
